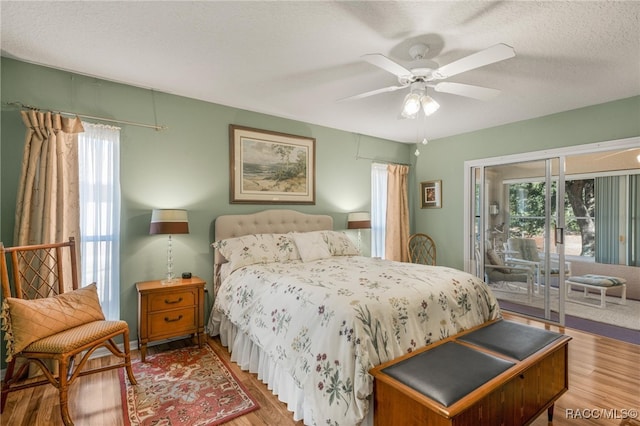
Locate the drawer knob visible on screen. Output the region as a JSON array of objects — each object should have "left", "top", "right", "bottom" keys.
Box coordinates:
[
  {"left": 165, "top": 297, "right": 183, "bottom": 304},
  {"left": 164, "top": 315, "right": 183, "bottom": 323}
]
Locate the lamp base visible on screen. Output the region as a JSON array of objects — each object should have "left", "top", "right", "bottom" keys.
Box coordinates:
[{"left": 161, "top": 278, "right": 180, "bottom": 285}]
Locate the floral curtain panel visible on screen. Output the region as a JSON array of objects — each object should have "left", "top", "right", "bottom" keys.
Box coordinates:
[{"left": 15, "top": 110, "right": 84, "bottom": 246}]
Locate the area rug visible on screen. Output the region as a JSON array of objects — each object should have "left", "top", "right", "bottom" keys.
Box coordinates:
[{"left": 120, "top": 344, "right": 260, "bottom": 426}]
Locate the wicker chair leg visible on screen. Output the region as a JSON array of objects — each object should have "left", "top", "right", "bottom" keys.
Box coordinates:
[
  {"left": 0, "top": 383, "right": 8, "bottom": 413},
  {"left": 58, "top": 358, "right": 74, "bottom": 426},
  {"left": 0, "top": 386, "right": 7, "bottom": 413},
  {"left": 0, "top": 359, "right": 16, "bottom": 412},
  {"left": 123, "top": 330, "right": 137, "bottom": 385}
]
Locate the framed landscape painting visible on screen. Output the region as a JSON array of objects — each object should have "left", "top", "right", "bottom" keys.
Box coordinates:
[
  {"left": 229, "top": 125, "right": 316, "bottom": 204},
  {"left": 420, "top": 180, "right": 442, "bottom": 208}
]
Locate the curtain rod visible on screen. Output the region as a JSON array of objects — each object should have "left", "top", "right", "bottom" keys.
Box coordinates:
[
  {"left": 356, "top": 155, "right": 411, "bottom": 166},
  {"left": 3, "top": 101, "right": 168, "bottom": 131}
]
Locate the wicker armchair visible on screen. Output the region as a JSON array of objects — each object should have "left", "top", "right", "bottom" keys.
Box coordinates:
[
  {"left": 408, "top": 233, "right": 437, "bottom": 266},
  {"left": 0, "top": 237, "right": 136, "bottom": 425}
]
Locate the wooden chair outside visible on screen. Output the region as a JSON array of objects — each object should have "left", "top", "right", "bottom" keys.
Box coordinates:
[
  {"left": 0, "top": 237, "right": 136, "bottom": 425},
  {"left": 407, "top": 233, "right": 437, "bottom": 266}
]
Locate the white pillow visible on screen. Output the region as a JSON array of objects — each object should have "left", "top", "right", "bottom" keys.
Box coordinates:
[
  {"left": 212, "top": 233, "right": 298, "bottom": 272},
  {"left": 218, "top": 262, "right": 233, "bottom": 283},
  {"left": 291, "top": 231, "right": 332, "bottom": 262},
  {"left": 322, "top": 230, "right": 359, "bottom": 256}
]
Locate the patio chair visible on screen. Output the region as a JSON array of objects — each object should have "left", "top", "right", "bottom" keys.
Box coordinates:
[
  {"left": 482, "top": 248, "right": 536, "bottom": 302},
  {"left": 506, "top": 237, "right": 572, "bottom": 291}
]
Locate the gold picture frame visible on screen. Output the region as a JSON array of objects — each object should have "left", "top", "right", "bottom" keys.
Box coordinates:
[
  {"left": 420, "top": 180, "right": 442, "bottom": 208},
  {"left": 229, "top": 125, "right": 316, "bottom": 204}
]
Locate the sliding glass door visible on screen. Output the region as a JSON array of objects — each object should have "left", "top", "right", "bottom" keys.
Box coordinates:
[
  {"left": 465, "top": 138, "right": 639, "bottom": 330},
  {"left": 471, "top": 157, "right": 567, "bottom": 324}
]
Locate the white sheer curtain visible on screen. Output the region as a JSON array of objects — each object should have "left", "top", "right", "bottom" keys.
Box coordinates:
[
  {"left": 371, "top": 163, "right": 388, "bottom": 258},
  {"left": 78, "top": 123, "right": 121, "bottom": 320}
]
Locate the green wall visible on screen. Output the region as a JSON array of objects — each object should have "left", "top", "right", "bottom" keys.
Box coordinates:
[
  {"left": 2, "top": 57, "right": 639, "bottom": 356},
  {"left": 413, "top": 95, "right": 640, "bottom": 269},
  {"left": 0, "top": 58, "right": 411, "bottom": 350}
]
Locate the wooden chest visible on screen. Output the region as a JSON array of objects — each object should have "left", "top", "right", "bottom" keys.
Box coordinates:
[{"left": 370, "top": 320, "right": 571, "bottom": 426}]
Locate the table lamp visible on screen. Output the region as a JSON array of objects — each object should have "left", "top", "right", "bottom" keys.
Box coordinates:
[
  {"left": 150, "top": 209, "right": 189, "bottom": 284},
  {"left": 347, "top": 212, "right": 371, "bottom": 253}
]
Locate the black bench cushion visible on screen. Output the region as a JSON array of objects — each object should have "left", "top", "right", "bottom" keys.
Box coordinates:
[
  {"left": 458, "top": 320, "right": 562, "bottom": 361},
  {"left": 381, "top": 342, "right": 514, "bottom": 407}
]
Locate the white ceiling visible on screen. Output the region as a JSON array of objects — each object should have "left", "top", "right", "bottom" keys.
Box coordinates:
[{"left": 2, "top": 1, "right": 639, "bottom": 143}]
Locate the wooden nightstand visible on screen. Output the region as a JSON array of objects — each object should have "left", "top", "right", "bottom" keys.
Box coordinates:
[{"left": 136, "top": 277, "right": 205, "bottom": 362}]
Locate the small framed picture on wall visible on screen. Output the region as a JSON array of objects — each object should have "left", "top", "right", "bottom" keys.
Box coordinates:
[{"left": 420, "top": 180, "right": 442, "bottom": 208}]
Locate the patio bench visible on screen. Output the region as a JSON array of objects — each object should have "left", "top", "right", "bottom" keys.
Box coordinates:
[{"left": 566, "top": 274, "right": 627, "bottom": 309}]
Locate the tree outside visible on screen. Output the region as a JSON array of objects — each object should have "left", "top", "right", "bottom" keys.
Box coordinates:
[{"left": 508, "top": 180, "right": 595, "bottom": 257}]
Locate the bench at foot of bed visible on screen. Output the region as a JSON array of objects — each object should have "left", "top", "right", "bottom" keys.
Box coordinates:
[{"left": 370, "top": 319, "right": 571, "bottom": 426}]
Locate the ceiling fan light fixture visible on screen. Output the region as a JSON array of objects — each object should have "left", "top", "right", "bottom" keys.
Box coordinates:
[
  {"left": 401, "top": 92, "right": 422, "bottom": 117},
  {"left": 421, "top": 95, "right": 440, "bottom": 116}
]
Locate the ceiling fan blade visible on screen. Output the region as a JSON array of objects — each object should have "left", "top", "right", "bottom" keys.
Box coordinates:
[
  {"left": 433, "top": 43, "right": 515, "bottom": 79},
  {"left": 433, "top": 82, "right": 501, "bottom": 101},
  {"left": 362, "top": 53, "right": 413, "bottom": 77},
  {"left": 337, "top": 85, "right": 407, "bottom": 102}
]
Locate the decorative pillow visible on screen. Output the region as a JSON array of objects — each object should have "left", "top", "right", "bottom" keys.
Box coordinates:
[
  {"left": 212, "top": 233, "right": 299, "bottom": 273},
  {"left": 486, "top": 249, "right": 509, "bottom": 273},
  {"left": 291, "top": 231, "right": 332, "bottom": 262},
  {"left": 1, "top": 283, "right": 105, "bottom": 361},
  {"left": 322, "top": 230, "right": 359, "bottom": 256}
]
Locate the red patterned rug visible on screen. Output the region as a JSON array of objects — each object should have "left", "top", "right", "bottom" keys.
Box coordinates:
[{"left": 120, "top": 344, "right": 259, "bottom": 425}]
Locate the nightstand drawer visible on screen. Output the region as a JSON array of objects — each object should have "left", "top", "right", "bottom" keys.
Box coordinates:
[
  {"left": 148, "top": 307, "right": 196, "bottom": 338},
  {"left": 148, "top": 289, "right": 196, "bottom": 311}
]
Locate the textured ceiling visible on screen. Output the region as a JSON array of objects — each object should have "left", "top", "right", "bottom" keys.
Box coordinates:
[{"left": 2, "top": 1, "right": 639, "bottom": 143}]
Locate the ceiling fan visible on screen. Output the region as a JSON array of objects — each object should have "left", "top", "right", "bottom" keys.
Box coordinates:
[{"left": 340, "top": 43, "right": 516, "bottom": 118}]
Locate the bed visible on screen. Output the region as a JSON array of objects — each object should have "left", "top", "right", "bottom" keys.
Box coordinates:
[{"left": 207, "top": 209, "right": 500, "bottom": 425}]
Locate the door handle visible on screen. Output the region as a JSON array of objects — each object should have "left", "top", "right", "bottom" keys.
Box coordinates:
[{"left": 555, "top": 227, "right": 564, "bottom": 245}]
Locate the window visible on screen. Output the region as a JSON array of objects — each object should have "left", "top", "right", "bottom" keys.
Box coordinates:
[
  {"left": 78, "top": 123, "right": 121, "bottom": 320},
  {"left": 507, "top": 173, "right": 638, "bottom": 265}
]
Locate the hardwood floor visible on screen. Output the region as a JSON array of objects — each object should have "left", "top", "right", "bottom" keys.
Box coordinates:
[{"left": 1, "top": 313, "right": 638, "bottom": 425}]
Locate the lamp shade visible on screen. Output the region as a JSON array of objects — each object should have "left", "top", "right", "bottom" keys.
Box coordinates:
[
  {"left": 149, "top": 209, "right": 189, "bottom": 235},
  {"left": 421, "top": 95, "right": 440, "bottom": 116},
  {"left": 347, "top": 212, "right": 371, "bottom": 229},
  {"left": 401, "top": 92, "right": 422, "bottom": 118}
]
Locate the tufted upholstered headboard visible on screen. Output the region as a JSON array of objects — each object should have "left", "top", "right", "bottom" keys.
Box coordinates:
[
  {"left": 213, "top": 209, "right": 333, "bottom": 266},
  {"left": 212, "top": 210, "right": 333, "bottom": 290}
]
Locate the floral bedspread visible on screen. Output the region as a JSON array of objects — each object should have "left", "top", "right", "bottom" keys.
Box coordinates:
[{"left": 211, "top": 256, "right": 500, "bottom": 426}]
